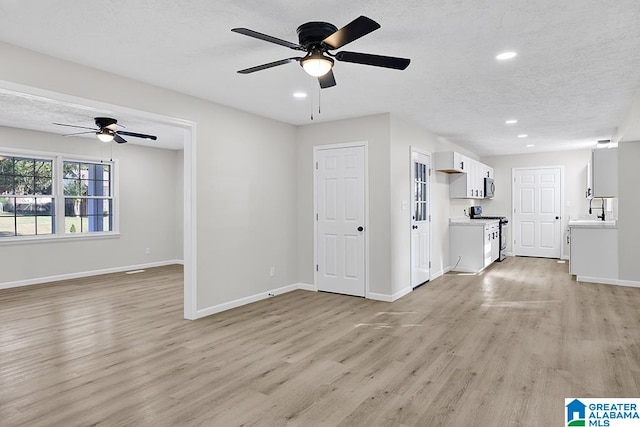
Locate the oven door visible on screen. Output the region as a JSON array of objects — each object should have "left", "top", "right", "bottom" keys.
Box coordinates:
[{"left": 499, "top": 221, "right": 509, "bottom": 261}]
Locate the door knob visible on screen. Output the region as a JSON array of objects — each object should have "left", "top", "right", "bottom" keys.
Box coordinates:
[
  {"left": 357, "top": 226, "right": 364, "bottom": 232},
  {"left": 412, "top": 225, "right": 418, "bottom": 230}
]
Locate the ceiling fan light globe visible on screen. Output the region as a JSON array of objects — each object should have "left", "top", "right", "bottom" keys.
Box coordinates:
[
  {"left": 97, "top": 129, "right": 115, "bottom": 142},
  {"left": 301, "top": 56, "right": 333, "bottom": 77}
]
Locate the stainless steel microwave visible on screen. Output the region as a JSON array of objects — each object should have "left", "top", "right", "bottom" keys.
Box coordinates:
[{"left": 484, "top": 177, "right": 495, "bottom": 199}]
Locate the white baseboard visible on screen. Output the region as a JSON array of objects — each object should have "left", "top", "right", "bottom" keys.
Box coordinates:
[
  {"left": 617, "top": 279, "right": 640, "bottom": 288},
  {"left": 0, "top": 259, "right": 183, "bottom": 290},
  {"left": 368, "top": 286, "right": 412, "bottom": 303},
  {"left": 195, "top": 282, "right": 319, "bottom": 319},
  {"left": 578, "top": 277, "right": 640, "bottom": 288},
  {"left": 431, "top": 266, "right": 450, "bottom": 281},
  {"left": 297, "top": 283, "right": 317, "bottom": 292}
]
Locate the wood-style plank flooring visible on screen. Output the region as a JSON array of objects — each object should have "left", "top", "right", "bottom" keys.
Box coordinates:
[{"left": 1, "top": 258, "right": 639, "bottom": 426}]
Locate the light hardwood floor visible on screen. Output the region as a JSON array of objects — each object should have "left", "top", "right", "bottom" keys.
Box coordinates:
[{"left": 1, "top": 258, "right": 639, "bottom": 426}]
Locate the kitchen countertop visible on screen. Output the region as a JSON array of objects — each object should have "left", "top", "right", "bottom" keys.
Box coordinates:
[
  {"left": 568, "top": 219, "right": 618, "bottom": 229},
  {"left": 449, "top": 217, "right": 500, "bottom": 226}
]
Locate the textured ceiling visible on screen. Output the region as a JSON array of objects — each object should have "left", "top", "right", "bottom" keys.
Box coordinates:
[{"left": 1, "top": 0, "right": 640, "bottom": 155}]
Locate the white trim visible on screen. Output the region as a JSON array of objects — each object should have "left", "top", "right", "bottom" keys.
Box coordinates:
[
  {"left": 617, "top": 279, "right": 640, "bottom": 288},
  {"left": 183, "top": 125, "right": 197, "bottom": 320},
  {"left": 430, "top": 266, "right": 450, "bottom": 281},
  {"left": 578, "top": 277, "right": 640, "bottom": 288},
  {"left": 195, "top": 283, "right": 310, "bottom": 319},
  {"left": 297, "top": 283, "right": 317, "bottom": 292},
  {"left": 313, "top": 141, "right": 370, "bottom": 299},
  {"left": 368, "top": 286, "right": 412, "bottom": 303},
  {"left": 0, "top": 80, "right": 198, "bottom": 321},
  {"left": 0, "top": 259, "right": 182, "bottom": 290}
]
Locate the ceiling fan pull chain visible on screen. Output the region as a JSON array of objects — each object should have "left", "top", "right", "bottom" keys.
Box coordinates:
[
  {"left": 310, "top": 81, "right": 315, "bottom": 120},
  {"left": 318, "top": 85, "right": 321, "bottom": 115}
]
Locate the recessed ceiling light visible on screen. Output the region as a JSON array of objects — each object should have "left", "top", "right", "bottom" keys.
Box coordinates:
[
  {"left": 293, "top": 92, "right": 307, "bottom": 98},
  {"left": 505, "top": 119, "right": 518, "bottom": 125},
  {"left": 526, "top": 144, "right": 534, "bottom": 148},
  {"left": 518, "top": 134, "right": 528, "bottom": 138},
  {"left": 496, "top": 51, "right": 517, "bottom": 60}
]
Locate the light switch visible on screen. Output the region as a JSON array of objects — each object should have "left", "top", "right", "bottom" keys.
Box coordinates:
[{"left": 401, "top": 201, "right": 409, "bottom": 210}]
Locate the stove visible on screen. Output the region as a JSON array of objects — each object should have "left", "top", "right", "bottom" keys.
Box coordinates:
[{"left": 468, "top": 207, "right": 508, "bottom": 261}]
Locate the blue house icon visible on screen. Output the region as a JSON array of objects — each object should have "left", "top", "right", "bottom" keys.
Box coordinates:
[{"left": 566, "top": 399, "right": 586, "bottom": 422}]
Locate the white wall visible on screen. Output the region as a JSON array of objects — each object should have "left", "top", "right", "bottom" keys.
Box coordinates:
[
  {"left": 480, "top": 149, "right": 594, "bottom": 257},
  {"left": 0, "top": 41, "right": 299, "bottom": 312},
  {"left": 296, "top": 114, "right": 392, "bottom": 295},
  {"left": 296, "top": 113, "right": 480, "bottom": 300},
  {"left": 0, "top": 126, "right": 181, "bottom": 284},
  {"left": 618, "top": 141, "right": 640, "bottom": 282},
  {"left": 389, "top": 115, "right": 477, "bottom": 292}
]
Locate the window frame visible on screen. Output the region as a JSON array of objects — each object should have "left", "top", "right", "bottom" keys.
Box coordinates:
[{"left": 0, "top": 147, "right": 119, "bottom": 244}]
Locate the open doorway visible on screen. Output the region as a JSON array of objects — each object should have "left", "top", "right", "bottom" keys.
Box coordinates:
[{"left": 0, "top": 81, "right": 197, "bottom": 319}]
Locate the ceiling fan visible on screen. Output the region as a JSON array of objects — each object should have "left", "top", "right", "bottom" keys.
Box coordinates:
[
  {"left": 52, "top": 117, "right": 158, "bottom": 144},
  {"left": 231, "top": 16, "right": 410, "bottom": 88}
]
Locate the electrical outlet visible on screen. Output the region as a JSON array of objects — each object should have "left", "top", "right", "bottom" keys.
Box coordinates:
[
  {"left": 270, "top": 267, "right": 276, "bottom": 277},
  {"left": 145, "top": 248, "right": 151, "bottom": 255}
]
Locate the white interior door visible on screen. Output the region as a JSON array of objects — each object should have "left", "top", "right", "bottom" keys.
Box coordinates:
[
  {"left": 513, "top": 167, "right": 562, "bottom": 258},
  {"left": 315, "top": 145, "right": 366, "bottom": 297},
  {"left": 411, "top": 149, "right": 430, "bottom": 288}
]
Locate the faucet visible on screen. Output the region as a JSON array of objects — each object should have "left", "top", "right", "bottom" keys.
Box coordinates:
[{"left": 589, "top": 198, "right": 606, "bottom": 221}]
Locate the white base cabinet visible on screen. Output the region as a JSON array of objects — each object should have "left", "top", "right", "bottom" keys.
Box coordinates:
[
  {"left": 450, "top": 221, "right": 499, "bottom": 273},
  {"left": 569, "top": 226, "right": 618, "bottom": 284}
]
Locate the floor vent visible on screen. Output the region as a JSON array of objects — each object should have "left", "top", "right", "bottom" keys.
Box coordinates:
[{"left": 125, "top": 269, "right": 146, "bottom": 275}]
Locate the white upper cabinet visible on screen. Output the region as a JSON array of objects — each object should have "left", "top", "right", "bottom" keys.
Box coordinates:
[
  {"left": 592, "top": 148, "right": 617, "bottom": 198},
  {"left": 434, "top": 151, "right": 469, "bottom": 173},
  {"left": 436, "top": 151, "right": 493, "bottom": 199}
]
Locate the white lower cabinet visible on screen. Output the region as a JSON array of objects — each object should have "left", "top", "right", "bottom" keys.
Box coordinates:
[
  {"left": 569, "top": 225, "right": 618, "bottom": 284},
  {"left": 450, "top": 221, "right": 499, "bottom": 273}
]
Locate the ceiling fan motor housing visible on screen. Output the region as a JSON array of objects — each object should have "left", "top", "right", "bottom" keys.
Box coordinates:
[
  {"left": 296, "top": 22, "right": 338, "bottom": 49},
  {"left": 95, "top": 117, "right": 118, "bottom": 129}
]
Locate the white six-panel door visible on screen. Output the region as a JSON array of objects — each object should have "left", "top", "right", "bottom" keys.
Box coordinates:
[
  {"left": 411, "top": 149, "right": 430, "bottom": 288},
  {"left": 513, "top": 167, "right": 562, "bottom": 258},
  {"left": 315, "top": 145, "right": 366, "bottom": 297}
]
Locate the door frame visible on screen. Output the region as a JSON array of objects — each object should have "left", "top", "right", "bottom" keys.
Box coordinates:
[
  {"left": 511, "top": 166, "right": 565, "bottom": 259},
  {"left": 313, "top": 141, "right": 369, "bottom": 298},
  {"left": 410, "top": 146, "right": 431, "bottom": 288},
  {"left": 0, "top": 80, "right": 198, "bottom": 320}
]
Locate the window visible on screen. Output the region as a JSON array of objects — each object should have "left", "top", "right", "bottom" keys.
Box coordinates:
[
  {"left": 0, "top": 156, "right": 54, "bottom": 237},
  {"left": 0, "top": 150, "right": 116, "bottom": 240},
  {"left": 63, "top": 161, "right": 113, "bottom": 234}
]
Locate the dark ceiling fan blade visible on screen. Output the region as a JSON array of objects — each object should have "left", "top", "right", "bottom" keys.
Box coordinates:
[
  {"left": 237, "top": 57, "right": 300, "bottom": 74},
  {"left": 335, "top": 51, "right": 410, "bottom": 70},
  {"left": 231, "top": 28, "right": 304, "bottom": 50},
  {"left": 113, "top": 134, "right": 128, "bottom": 144},
  {"left": 62, "top": 131, "right": 96, "bottom": 137},
  {"left": 318, "top": 69, "right": 336, "bottom": 88},
  {"left": 53, "top": 122, "right": 98, "bottom": 131},
  {"left": 117, "top": 130, "right": 157, "bottom": 141},
  {"left": 322, "top": 16, "right": 380, "bottom": 50}
]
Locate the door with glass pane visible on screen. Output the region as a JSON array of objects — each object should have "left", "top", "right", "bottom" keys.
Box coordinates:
[{"left": 411, "top": 149, "right": 430, "bottom": 288}]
